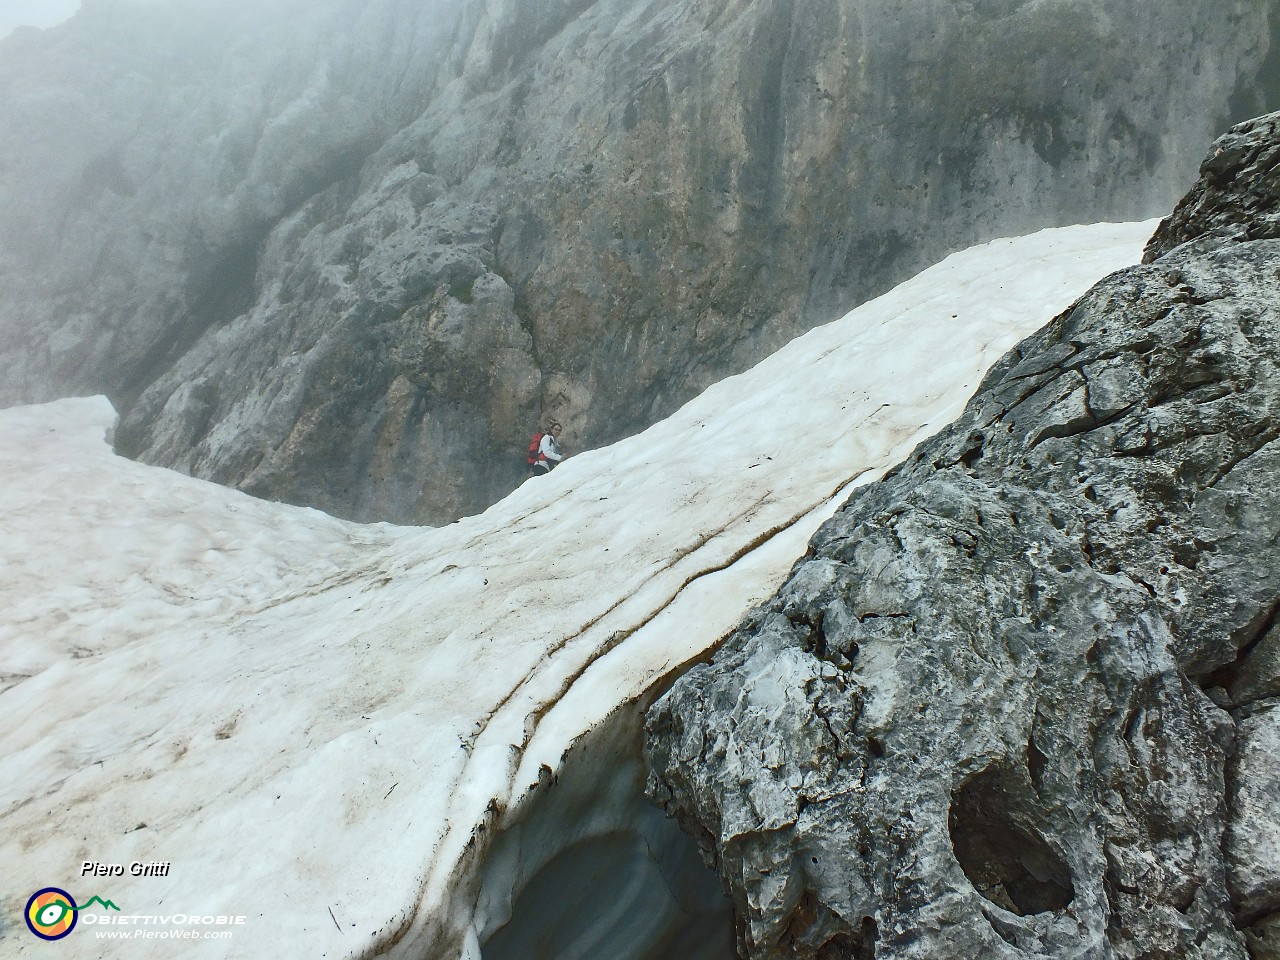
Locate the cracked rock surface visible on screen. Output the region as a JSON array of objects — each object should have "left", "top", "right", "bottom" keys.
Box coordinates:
[
  {"left": 1, "top": 0, "right": 1277, "bottom": 523},
  {"left": 1145, "top": 113, "right": 1280, "bottom": 261},
  {"left": 646, "top": 113, "right": 1280, "bottom": 959}
]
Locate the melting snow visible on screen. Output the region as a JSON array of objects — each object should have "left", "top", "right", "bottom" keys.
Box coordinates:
[{"left": 0, "top": 221, "right": 1155, "bottom": 957}]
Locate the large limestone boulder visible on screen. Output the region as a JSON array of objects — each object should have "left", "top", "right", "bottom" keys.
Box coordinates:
[{"left": 646, "top": 113, "right": 1280, "bottom": 959}]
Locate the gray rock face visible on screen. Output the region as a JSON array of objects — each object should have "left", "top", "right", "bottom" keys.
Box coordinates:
[
  {"left": 646, "top": 114, "right": 1280, "bottom": 959},
  {"left": 1, "top": 0, "right": 1277, "bottom": 523},
  {"left": 1229, "top": 708, "right": 1280, "bottom": 927},
  {"left": 1145, "top": 113, "right": 1280, "bottom": 260},
  {"left": 1251, "top": 913, "right": 1280, "bottom": 960}
]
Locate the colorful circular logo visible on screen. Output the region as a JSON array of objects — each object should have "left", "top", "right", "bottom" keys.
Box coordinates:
[{"left": 25, "top": 888, "right": 78, "bottom": 940}]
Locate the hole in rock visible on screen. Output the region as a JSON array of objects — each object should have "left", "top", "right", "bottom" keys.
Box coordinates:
[
  {"left": 948, "top": 766, "right": 1075, "bottom": 916},
  {"left": 817, "top": 916, "right": 878, "bottom": 959},
  {"left": 478, "top": 709, "right": 735, "bottom": 960}
]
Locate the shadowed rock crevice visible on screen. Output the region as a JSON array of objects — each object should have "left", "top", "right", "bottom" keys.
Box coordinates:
[
  {"left": 1203, "top": 601, "right": 1280, "bottom": 712},
  {"left": 1246, "top": 911, "right": 1280, "bottom": 960},
  {"left": 814, "top": 918, "right": 878, "bottom": 960},
  {"left": 775, "top": 890, "right": 878, "bottom": 960},
  {"left": 949, "top": 767, "right": 1075, "bottom": 916}
]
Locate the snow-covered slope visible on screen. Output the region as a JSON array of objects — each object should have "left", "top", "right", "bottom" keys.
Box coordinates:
[{"left": 0, "top": 221, "right": 1154, "bottom": 958}]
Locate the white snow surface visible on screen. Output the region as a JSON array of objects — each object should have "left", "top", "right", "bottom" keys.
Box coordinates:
[{"left": 0, "top": 221, "right": 1155, "bottom": 957}]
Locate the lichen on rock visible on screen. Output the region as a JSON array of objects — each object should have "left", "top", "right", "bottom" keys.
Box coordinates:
[{"left": 646, "top": 113, "right": 1280, "bottom": 959}]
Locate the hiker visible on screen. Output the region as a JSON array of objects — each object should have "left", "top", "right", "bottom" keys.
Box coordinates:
[{"left": 527, "top": 422, "right": 564, "bottom": 473}]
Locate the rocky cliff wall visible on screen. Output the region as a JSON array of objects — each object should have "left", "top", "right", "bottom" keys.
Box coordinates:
[
  {"left": 645, "top": 113, "right": 1280, "bottom": 960},
  {"left": 1, "top": 0, "right": 1277, "bottom": 523}
]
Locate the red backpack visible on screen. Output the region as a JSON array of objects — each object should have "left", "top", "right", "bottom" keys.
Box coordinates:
[{"left": 526, "top": 432, "right": 545, "bottom": 465}]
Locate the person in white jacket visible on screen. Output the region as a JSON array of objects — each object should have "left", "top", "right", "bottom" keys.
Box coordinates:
[{"left": 534, "top": 422, "right": 564, "bottom": 472}]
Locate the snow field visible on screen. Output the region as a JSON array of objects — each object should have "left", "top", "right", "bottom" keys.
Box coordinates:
[{"left": 0, "top": 221, "right": 1156, "bottom": 958}]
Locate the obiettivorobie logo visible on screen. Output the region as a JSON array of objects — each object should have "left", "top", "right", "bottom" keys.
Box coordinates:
[
  {"left": 23, "top": 883, "right": 248, "bottom": 943},
  {"left": 24, "top": 888, "right": 121, "bottom": 940}
]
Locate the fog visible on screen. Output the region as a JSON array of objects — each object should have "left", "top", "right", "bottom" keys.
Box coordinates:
[
  {"left": 0, "top": 0, "right": 1271, "bottom": 526},
  {"left": 0, "top": 0, "right": 80, "bottom": 38}
]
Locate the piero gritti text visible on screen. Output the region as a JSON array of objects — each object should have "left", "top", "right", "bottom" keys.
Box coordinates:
[{"left": 82, "top": 861, "right": 171, "bottom": 877}]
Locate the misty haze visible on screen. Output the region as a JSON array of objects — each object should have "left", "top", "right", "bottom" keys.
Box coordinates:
[
  {"left": 2, "top": 1, "right": 1279, "bottom": 958},
  {"left": 0, "top": 0, "right": 79, "bottom": 38}
]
